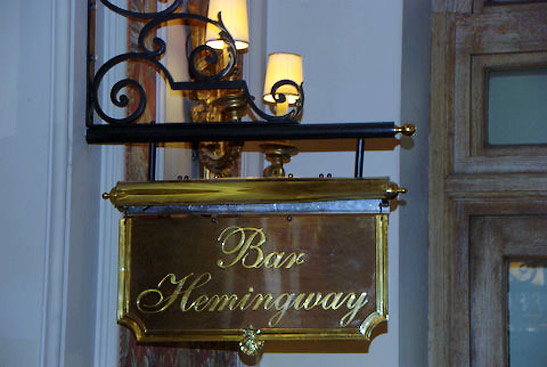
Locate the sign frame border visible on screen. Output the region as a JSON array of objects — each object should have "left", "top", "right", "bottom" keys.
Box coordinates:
[{"left": 116, "top": 213, "right": 389, "bottom": 343}]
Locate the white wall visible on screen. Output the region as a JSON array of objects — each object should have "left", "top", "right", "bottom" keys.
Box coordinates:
[
  {"left": 0, "top": 1, "right": 105, "bottom": 366},
  {"left": 0, "top": 2, "right": 51, "bottom": 364},
  {"left": 260, "top": 1, "right": 403, "bottom": 366}
]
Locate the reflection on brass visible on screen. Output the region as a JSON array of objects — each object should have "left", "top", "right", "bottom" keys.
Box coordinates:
[
  {"left": 117, "top": 213, "right": 389, "bottom": 343},
  {"left": 105, "top": 178, "right": 405, "bottom": 209},
  {"left": 394, "top": 123, "right": 416, "bottom": 136},
  {"left": 239, "top": 326, "right": 264, "bottom": 357},
  {"left": 259, "top": 142, "right": 299, "bottom": 178}
]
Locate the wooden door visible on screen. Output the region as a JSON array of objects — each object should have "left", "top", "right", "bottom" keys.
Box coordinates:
[{"left": 429, "top": 0, "right": 547, "bottom": 366}]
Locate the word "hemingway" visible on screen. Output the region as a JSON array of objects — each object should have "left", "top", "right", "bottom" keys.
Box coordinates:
[{"left": 136, "top": 272, "right": 369, "bottom": 328}]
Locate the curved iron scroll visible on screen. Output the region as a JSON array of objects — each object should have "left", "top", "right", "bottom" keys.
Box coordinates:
[
  {"left": 90, "top": 2, "right": 304, "bottom": 125},
  {"left": 100, "top": 0, "right": 183, "bottom": 19}
]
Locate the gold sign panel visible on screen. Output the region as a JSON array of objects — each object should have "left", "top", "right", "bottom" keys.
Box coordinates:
[
  {"left": 118, "top": 213, "right": 388, "bottom": 344},
  {"left": 105, "top": 178, "right": 403, "bottom": 353}
]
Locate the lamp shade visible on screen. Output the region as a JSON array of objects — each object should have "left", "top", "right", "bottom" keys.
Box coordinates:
[
  {"left": 205, "top": 0, "right": 249, "bottom": 50},
  {"left": 263, "top": 53, "right": 303, "bottom": 105}
]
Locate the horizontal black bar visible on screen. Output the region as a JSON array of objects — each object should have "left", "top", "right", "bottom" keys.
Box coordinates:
[{"left": 86, "top": 122, "right": 397, "bottom": 144}]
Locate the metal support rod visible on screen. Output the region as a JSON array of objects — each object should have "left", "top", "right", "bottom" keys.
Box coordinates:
[
  {"left": 148, "top": 142, "right": 156, "bottom": 181},
  {"left": 354, "top": 138, "right": 365, "bottom": 178},
  {"left": 148, "top": 121, "right": 157, "bottom": 181}
]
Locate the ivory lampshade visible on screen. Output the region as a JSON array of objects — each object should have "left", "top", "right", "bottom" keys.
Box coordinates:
[
  {"left": 263, "top": 53, "right": 303, "bottom": 105},
  {"left": 205, "top": 0, "right": 249, "bottom": 50}
]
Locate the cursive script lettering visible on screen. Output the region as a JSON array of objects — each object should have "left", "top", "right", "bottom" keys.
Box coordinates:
[
  {"left": 136, "top": 272, "right": 369, "bottom": 328},
  {"left": 216, "top": 226, "right": 306, "bottom": 269}
]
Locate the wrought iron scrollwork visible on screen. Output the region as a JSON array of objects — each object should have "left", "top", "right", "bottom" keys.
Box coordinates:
[
  {"left": 89, "top": 0, "right": 305, "bottom": 126},
  {"left": 99, "top": 0, "right": 183, "bottom": 19},
  {"left": 93, "top": 54, "right": 160, "bottom": 125},
  {"left": 188, "top": 13, "right": 238, "bottom": 81},
  {"left": 245, "top": 79, "right": 304, "bottom": 122}
]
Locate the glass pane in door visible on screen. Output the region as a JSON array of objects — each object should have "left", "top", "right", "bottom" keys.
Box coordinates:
[
  {"left": 487, "top": 69, "right": 547, "bottom": 145},
  {"left": 508, "top": 260, "right": 547, "bottom": 366}
]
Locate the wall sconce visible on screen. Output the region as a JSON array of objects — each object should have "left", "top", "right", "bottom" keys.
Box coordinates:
[
  {"left": 205, "top": 0, "right": 249, "bottom": 50},
  {"left": 260, "top": 52, "right": 303, "bottom": 177},
  {"left": 263, "top": 52, "right": 303, "bottom": 116}
]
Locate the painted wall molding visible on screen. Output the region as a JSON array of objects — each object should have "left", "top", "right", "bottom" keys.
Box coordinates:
[
  {"left": 94, "top": 145, "right": 124, "bottom": 367},
  {"left": 93, "top": 3, "right": 127, "bottom": 366},
  {"left": 39, "top": 0, "right": 75, "bottom": 365},
  {"left": 38, "top": 0, "right": 114, "bottom": 366}
]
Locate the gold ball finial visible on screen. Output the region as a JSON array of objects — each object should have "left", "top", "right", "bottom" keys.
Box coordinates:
[
  {"left": 395, "top": 123, "right": 416, "bottom": 136},
  {"left": 385, "top": 182, "right": 408, "bottom": 199}
]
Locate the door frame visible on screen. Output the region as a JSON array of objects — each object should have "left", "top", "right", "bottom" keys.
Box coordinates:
[{"left": 429, "top": 1, "right": 547, "bottom": 365}]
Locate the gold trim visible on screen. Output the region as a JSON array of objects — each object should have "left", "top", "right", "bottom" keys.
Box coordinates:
[
  {"left": 116, "top": 214, "right": 390, "bottom": 343},
  {"left": 360, "top": 214, "right": 389, "bottom": 339},
  {"left": 239, "top": 326, "right": 264, "bottom": 356},
  {"left": 117, "top": 219, "right": 131, "bottom": 322},
  {"left": 105, "top": 178, "right": 405, "bottom": 209}
]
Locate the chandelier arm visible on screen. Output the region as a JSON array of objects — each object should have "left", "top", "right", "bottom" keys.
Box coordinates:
[
  {"left": 243, "top": 80, "right": 304, "bottom": 122},
  {"left": 99, "top": 0, "right": 183, "bottom": 20}
]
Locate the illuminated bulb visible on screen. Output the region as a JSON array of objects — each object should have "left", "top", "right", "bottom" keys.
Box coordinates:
[
  {"left": 205, "top": 0, "right": 249, "bottom": 50},
  {"left": 263, "top": 53, "right": 303, "bottom": 111}
]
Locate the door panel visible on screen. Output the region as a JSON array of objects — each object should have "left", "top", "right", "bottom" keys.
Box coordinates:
[{"left": 470, "top": 215, "right": 547, "bottom": 366}]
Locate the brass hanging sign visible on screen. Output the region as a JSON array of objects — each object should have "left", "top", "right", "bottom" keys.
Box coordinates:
[{"left": 105, "top": 178, "right": 402, "bottom": 352}]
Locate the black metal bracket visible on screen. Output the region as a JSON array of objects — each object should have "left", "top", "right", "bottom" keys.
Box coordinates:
[
  {"left": 87, "top": 1, "right": 416, "bottom": 180},
  {"left": 86, "top": 121, "right": 398, "bottom": 144},
  {"left": 87, "top": 121, "right": 404, "bottom": 180}
]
